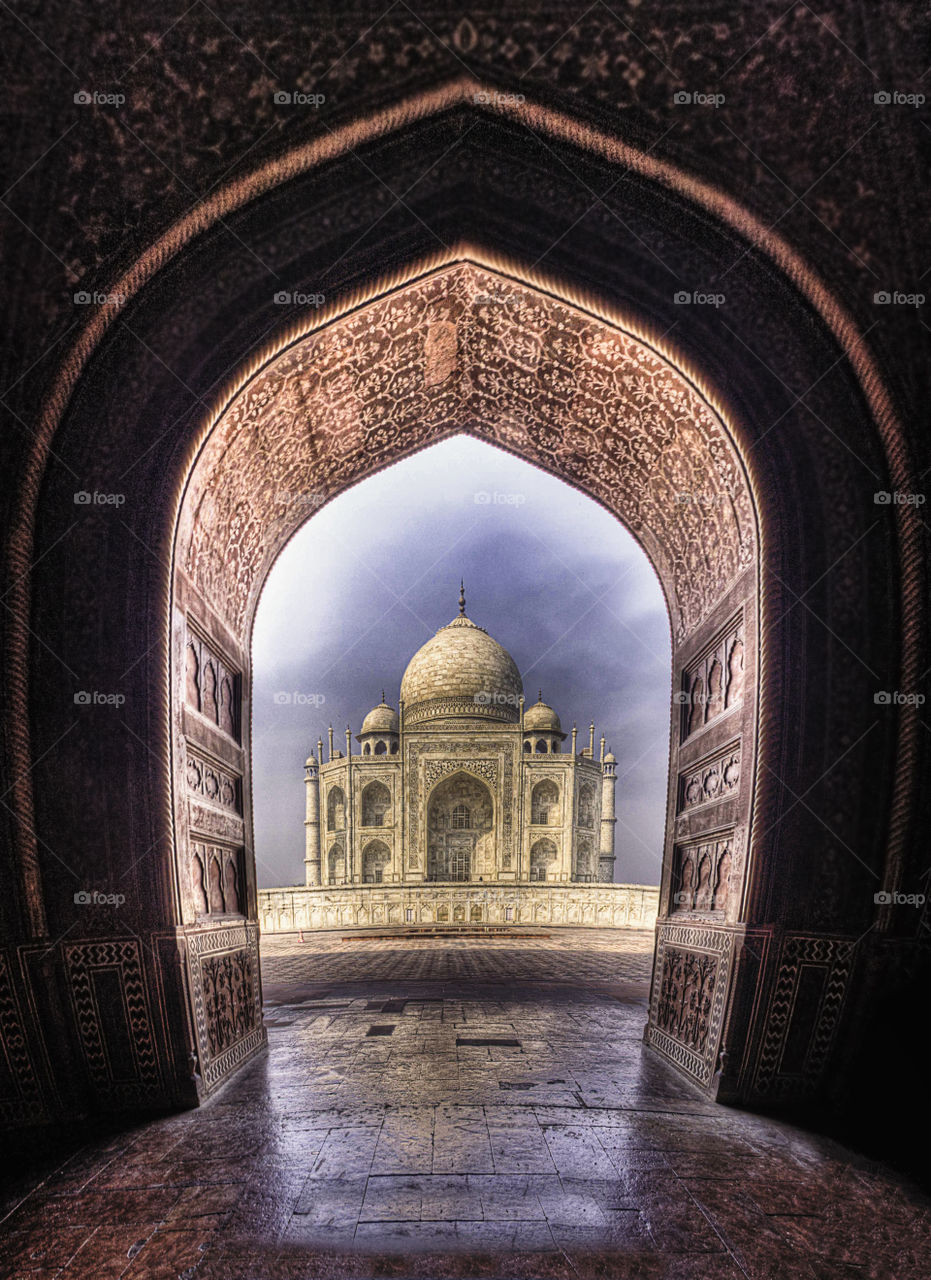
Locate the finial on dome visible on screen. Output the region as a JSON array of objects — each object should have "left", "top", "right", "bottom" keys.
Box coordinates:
[
  {"left": 538, "top": 689, "right": 543, "bottom": 703},
  {"left": 381, "top": 690, "right": 386, "bottom": 704},
  {"left": 459, "top": 579, "right": 466, "bottom": 615}
]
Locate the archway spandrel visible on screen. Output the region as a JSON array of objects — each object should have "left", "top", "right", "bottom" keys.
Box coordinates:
[{"left": 177, "top": 262, "right": 756, "bottom": 640}]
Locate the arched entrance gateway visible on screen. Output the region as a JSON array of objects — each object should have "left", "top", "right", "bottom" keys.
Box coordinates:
[{"left": 4, "top": 85, "right": 920, "bottom": 1128}]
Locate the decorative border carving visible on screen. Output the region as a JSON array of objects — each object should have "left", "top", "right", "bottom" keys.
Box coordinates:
[
  {"left": 0, "top": 950, "right": 46, "bottom": 1124},
  {"left": 64, "top": 940, "right": 162, "bottom": 1103},
  {"left": 752, "top": 933, "right": 855, "bottom": 1098}
]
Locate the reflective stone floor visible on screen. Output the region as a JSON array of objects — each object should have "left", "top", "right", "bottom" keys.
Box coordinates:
[{"left": 2, "top": 929, "right": 928, "bottom": 1279}]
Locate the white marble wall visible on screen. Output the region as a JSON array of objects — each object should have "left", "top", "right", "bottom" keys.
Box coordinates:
[{"left": 258, "top": 882, "right": 659, "bottom": 932}]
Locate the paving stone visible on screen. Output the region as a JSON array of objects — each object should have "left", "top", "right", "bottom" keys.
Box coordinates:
[{"left": 1, "top": 930, "right": 927, "bottom": 1278}]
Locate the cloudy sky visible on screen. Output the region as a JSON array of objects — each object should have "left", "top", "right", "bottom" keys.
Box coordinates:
[{"left": 251, "top": 435, "right": 671, "bottom": 889}]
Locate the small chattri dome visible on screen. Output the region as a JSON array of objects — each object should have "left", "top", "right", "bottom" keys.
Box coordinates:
[
  {"left": 523, "top": 692, "right": 562, "bottom": 734},
  {"left": 360, "top": 698, "right": 399, "bottom": 736},
  {"left": 304, "top": 754, "right": 318, "bottom": 767},
  {"left": 604, "top": 751, "right": 617, "bottom": 763}
]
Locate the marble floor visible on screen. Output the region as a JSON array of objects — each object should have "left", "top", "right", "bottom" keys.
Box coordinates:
[{"left": 1, "top": 929, "right": 928, "bottom": 1278}]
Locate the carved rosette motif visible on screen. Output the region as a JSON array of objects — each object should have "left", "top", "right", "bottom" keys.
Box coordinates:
[
  {"left": 185, "top": 748, "right": 241, "bottom": 813},
  {"left": 679, "top": 745, "right": 741, "bottom": 813}
]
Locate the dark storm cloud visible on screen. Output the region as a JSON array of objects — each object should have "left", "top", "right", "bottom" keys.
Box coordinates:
[{"left": 252, "top": 437, "right": 671, "bottom": 889}]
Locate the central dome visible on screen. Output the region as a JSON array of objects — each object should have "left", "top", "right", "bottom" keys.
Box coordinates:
[{"left": 400, "top": 602, "right": 523, "bottom": 725}]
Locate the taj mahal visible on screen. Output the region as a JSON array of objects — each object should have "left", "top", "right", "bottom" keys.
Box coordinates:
[{"left": 259, "top": 588, "right": 659, "bottom": 932}]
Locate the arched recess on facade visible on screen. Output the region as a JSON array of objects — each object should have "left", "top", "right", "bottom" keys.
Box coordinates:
[
  {"left": 5, "top": 81, "right": 920, "bottom": 1123},
  {"left": 426, "top": 771, "right": 496, "bottom": 883}
]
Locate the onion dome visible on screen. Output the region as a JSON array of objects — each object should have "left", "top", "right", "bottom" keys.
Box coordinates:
[{"left": 399, "top": 583, "right": 523, "bottom": 725}]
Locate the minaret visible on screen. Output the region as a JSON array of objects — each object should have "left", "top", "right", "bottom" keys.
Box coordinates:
[
  {"left": 304, "top": 754, "right": 321, "bottom": 886},
  {"left": 600, "top": 750, "right": 618, "bottom": 883}
]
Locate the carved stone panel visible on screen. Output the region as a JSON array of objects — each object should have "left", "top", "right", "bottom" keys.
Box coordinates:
[
  {"left": 184, "top": 621, "right": 241, "bottom": 742},
  {"left": 0, "top": 951, "right": 46, "bottom": 1124},
  {"left": 185, "top": 747, "right": 241, "bottom": 814},
  {"left": 680, "top": 615, "right": 745, "bottom": 742},
  {"left": 186, "top": 924, "right": 264, "bottom": 1093},
  {"left": 678, "top": 744, "right": 741, "bottom": 813},
  {"left": 752, "top": 934, "right": 855, "bottom": 1099},
  {"left": 64, "top": 940, "right": 162, "bottom": 1105},
  {"left": 189, "top": 842, "right": 244, "bottom": 919},
  {"left": 672, "top": 836, "right": 735, "bottom": 915},
  {"left": 647, "top": 923, "right": 735, "bottom": 1089}
]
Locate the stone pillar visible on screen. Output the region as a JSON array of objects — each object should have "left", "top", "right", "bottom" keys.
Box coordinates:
[
  {"left": 600, "top": 753, "right": 617, "bottom": 883},
  {"left": 304, "top": 756, "right": 321, "bottom": 886}
]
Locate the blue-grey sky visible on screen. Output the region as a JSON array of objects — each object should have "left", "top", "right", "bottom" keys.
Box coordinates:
[{"left": 251, "top": 436, "right": 671, "bottom": 888}]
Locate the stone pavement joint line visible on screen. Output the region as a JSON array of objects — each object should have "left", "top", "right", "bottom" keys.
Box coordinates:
[{"left": 1, "top": 929, "right": 928, "bottom": 1279}]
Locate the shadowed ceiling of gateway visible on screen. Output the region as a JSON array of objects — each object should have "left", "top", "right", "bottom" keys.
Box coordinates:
[{"left": 251, "top": 435, "right": 673, "bottom": 889}]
